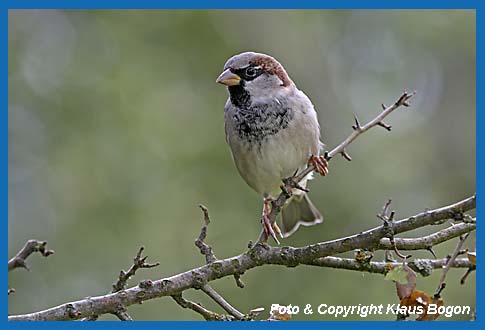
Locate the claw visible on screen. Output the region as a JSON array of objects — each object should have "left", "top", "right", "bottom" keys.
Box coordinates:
[
  {"left": 262, "top": 214, "right": 279, "bottom": 244},
  {"left": 309, "top": 155, "right": 329, "bottom": 176},
  {"left": 261, "top": 197, "right": 280, "bottom": 244},
  {"left": 273, "top": 222, "right": 283, "bottom": 239}
]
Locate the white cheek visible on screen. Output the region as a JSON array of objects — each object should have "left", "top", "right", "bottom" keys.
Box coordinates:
[{"left": 245, "top": 75, "right": 284, "bottom": 100}]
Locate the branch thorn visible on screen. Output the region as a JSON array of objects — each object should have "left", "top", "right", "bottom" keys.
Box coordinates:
[
  {"left": 377, "top": 121, "right": 392, "bottom": 131},
  {"left": 352, "top": 114, "right": 362, "bottom": 131},
  {"left": 341, "top": 149, "right": 352, "bottom": 161},
  {"left": 427, "top": 246, "right": 437, "bottom": 258}
]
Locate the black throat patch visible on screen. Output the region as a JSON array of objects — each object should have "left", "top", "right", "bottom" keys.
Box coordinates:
[
  {"left": 228, "top": 85, "right": 251, "bottom": 109},
  {"left": 231, "top": 99, "right": 294, "bottom": 146}
]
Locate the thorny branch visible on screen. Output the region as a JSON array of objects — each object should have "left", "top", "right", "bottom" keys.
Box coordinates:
[
  {"left": 328, "top": 91, "right": 415, "bottom": 160},
  {"left": 258, "top": 91, "right": 416, "bottom": 243},
  {"left": 112, "top": 246, "right": 160, "bottom": 293},
  {"left": 8, "top": 195, "right": 475, "bottom": 321}
]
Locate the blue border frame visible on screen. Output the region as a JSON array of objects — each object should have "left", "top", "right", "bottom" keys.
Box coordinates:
[
  {"left": 2, "top": 0, "right": 480, "bottom": 9},
  {"left": 4, "top": 0, "right": 480, "bottom": 328}
]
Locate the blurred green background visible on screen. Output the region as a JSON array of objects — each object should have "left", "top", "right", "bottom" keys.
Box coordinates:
[{"left": 8, "top": 10, "right": 475, "bottom": 320}]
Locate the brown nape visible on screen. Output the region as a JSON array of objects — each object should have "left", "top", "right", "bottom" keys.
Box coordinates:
[{"left": 250, "top": 55, "right": 292, "bottom": 87}]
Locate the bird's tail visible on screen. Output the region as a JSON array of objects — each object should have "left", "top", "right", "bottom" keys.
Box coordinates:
[{"left": 280, "top": 194, "right": 323, "bottom": 238}]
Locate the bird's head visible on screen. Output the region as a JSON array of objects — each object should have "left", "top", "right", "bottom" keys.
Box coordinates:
[{"left": 216, "top": 52, "right": 294, "bottom": 103}]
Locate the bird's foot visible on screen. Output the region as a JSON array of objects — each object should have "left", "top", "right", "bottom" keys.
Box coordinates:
[
  {"left": 261, "top": 196, "right": 281, "bottom": 245},
  {"left": 309, "top": 155, "right": 329, "bottom": 176}
]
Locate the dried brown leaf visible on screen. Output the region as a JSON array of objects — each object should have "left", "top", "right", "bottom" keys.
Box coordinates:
[{"left": 467, "top": 251, "right": 476, "bottom": 265}]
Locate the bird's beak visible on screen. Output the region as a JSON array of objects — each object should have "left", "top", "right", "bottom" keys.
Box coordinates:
[{"left": 216, "top": 69, "right": 241, "bottom": 86}]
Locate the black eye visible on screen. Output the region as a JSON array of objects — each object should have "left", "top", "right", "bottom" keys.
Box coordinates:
[{"left": 245, "top": 66, "right": 260, "bottom": 78}]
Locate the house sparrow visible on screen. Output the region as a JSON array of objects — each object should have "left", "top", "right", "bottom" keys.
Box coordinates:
[{"left": 216, "top": 52, "right": 328, "bottom": 243}]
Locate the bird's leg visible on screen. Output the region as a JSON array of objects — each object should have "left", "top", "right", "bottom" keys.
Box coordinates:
[
  {"left": 261, "top": 195, "right": 280, "bottom": 245},
  {"left": 309, "top": 155, "right": 329, "bottom": 176}
]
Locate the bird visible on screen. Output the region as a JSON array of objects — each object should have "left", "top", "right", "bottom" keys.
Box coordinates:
[{"left": 216, "top": 52, "right": 328, "bottom": 243}]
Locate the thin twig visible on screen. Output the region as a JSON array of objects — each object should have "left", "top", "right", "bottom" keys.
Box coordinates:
[
  {"left": 233, "top": 273, "right": 245, "bottom": 288},
  {"left": 201, "top": 285, "right": 244, "bottom": 319},
  {"left": 378, "top": 222, "right": 475, "bottom": 251},
  {"left": 196, "top": 205, "right": 243, "bottom": 288},
  {"left": 196, "top": 205, "right": 217, "bottom": 263},
  {"left": 308, "top": 256, "right": 472, "bottom": 275},
  {"left": 171, "top": 294, "right": 227, "bottom": 321},
  {"left": 8, "top": 240, "right": 54, "bottom": 272},
  {"left": 377, "top": 199, "right": 410, "bottom": 259},
  {"left": 435, "top": 233, "right": 471, "bottom": 296},
  {"left": 112, "top": 246, "right": 160, "bottom": 292},
  {"left": 108, "top": 247, "right": 159, "bottom": 320},
  {"left": 81, "top": 247, "right": 160, "bottom": 321},
  {"left": 194, "top": 206, "right": 244, "bottom": 318},
  {"left": 460, "top": 266, "right": 476, "bottom": 285}
]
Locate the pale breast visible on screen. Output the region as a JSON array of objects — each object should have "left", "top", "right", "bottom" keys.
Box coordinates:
[{"left": 224, "top": 91, "right": 321, "bottom": 197}]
